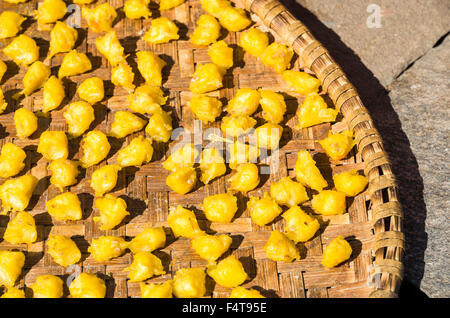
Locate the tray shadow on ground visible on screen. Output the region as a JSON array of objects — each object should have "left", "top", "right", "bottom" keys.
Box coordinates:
[{"left": 280, "top": 0, "right": 428, "bottom": 295}]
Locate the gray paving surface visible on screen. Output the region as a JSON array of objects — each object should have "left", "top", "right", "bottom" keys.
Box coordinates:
[{"left": 283, "top": 0, "right": 450, "bottom": 297}]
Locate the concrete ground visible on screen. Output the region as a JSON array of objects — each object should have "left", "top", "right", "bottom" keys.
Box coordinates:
[{"left": 284, "top": 0, "right": 450, "bottom": 297}]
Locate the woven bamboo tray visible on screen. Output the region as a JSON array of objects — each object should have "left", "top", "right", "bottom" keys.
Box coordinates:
[{"left": 0, "top": 0, "right": 404, "bottom": 298}]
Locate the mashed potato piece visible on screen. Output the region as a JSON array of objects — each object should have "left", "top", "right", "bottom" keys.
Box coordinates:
[
  {"left": 172, "top": 268, "right": 206, "bottom": 298},
  {"left": 124, "top": 252, "right": 165, "bottom": 282},
  {"left": 163, "top": 143, "right": 199, "bottom": 172},
  {"left": 128, "top": 227, "right": 166, "bottom": 254},
  {"left": 109, "top": 111, "right": 147, "bottom": 139},
  {"left": 259, "top": 89, "right": 286, "bottom": 124},
  {"left": 64, "top": 101, "right": 95, "bottom": 137},
  {"left": 136, "top": 51, "right": 166, "bottom": 87},
  {"left": 191, "top": 233, "right": 232, "bottom": 264},
  {"left": 140, "top": 281, "right": 173, "bottom": 298},
  {"left": 167, "top": 205, "right": 204, "bottom": 239},
  {"left": 159, "top": 0, "right": 185, "bottom": 10},
  {"left": 226, "top": 88, "right": 260, "bottom": 116},
  {"left": 3, "top": 34, "right": 39, "bottom": 66},
  {"left": 93, "top": 194, "right": 129, "bottom": 231},
  {"left": 199, "top": 147, "right": 226, "bottom": 184},
  {"left": 43, "top": 76, "right": 65, "bottom": 113},
  {"left": 144, "top": 17, "right": 179, "bottom": 44},
  {"left": 111, "top": 61, "right": 135, "bottom": 91},
  {"left": 69, "top": 273, "right": 106, "bottom": 298},
  {"left": 37, "top": 130, "right": 68, "bottom": 161},
  {"left": 191, "top": 14, "right": 221, "bottom": 46},
  {"left": 0, "top": 250, "right": 25, "bottom": 287},
  {"left": 46, "top": 192, "right": 82, "bottom": 221},
  {"left": 264, "top": 230, "right": 300, "bottom": 262},
  {"left": 35, "top": 0, "right": 66, "bottom": 25},
  {"left": 0, "top": 174, "right": 38, "bottom": 213},
  {"left": 4, "top": 211, "right": 37, "bottom": 244},
  {"left": 0, "top": 11, "right": 26, "bottom": 39},
  {"left": 202, "top": 192, "right": 237, "bottom": 223},
  {"left": 218, "top": 6, "right": 251, "bottom": 32},
  {"left": 227, "top": 163, "right": 259, "bottom": 193},
  {"left": 0, "top": 143, "right": 26, "bottom": 178},
  {"left": 145, "top": 109, "right": 173, "bottom": 143},
  {"left": 255, "top": 123, "right": 282, "bottom": 150},
  {"left": 46, "top": 235, "right": 81, "bottom": 267},
  {"left": 88, "top": 236, "right": 128, "bottom": 262},
  {"left": 117, "top": 136, "right": 153, "bottom": 167},
  {"left": 82, "top": 3, "right": 117, "bottom": 33},
  {"left": 333, "top": 169, "right": 368, "bottom": 197},
  {"left": 282, "top": 70, "right": 321, "bottom": 96},
  {"left": 90, "top": 164, "right": 121, "bottom": 197},
  {"left": 30, "top": 275, "right": 64, "bottom": 298},
  {"left": 282, "top": 206, "right": 320, "bottom": 243},
  {"left": 208, "top": 40, "right": 233, "bottom": 70},
  {"left": 77, "top": 77, "right": 104, "bottom": 105},
  {"left": 221, "top": 115, "right": 256, "bottom": 138},
  {"left": 207, "top": 255, "right": 248, "bottom": 288},
  {"left": 311, "top": 190, "right": 347, "bottom": 215},
  {"left": 230, "top": 286, "right": 265, "bottom": 298},
  {"left": 322, "top": 235, "right": 352, "bottom": 268},
  {"left": 58, "top": 50, "right": 92, "bottom": 78},
  {"left": 294, "top": 150, "right": 328, "bottom": 191},
  {"left": 124, "top": 0, "right": 151, "bottom": 20},
  {"left": 296, "top": 93, "right": 338, "bottom": 129},
  {"left": 95, "top": 31, "right": 126, "bottom": 67},
  {"left": 239, "top": 27, "right": 268, "bottom": 58},
  {"left": 189, "top": 63, "right": 223, "bottom": 94},
  {"left": 248, "top": 192, "right": 282, "bottom": 226},
  {"left": 166, "top": 167, "right": 197, "bottom": 195},
  {"left": 128, "top": 84, "right": 167, "bottom": 115},
  {"left": 261, "top": 43, "right": 294, "bottom": 74},
  {"left": 188, "top": 94, "right": 222, "bottom": 123},
  {"left": 319, "top": 130, "right": 355, "bottom": 161},
  {"left": 20, "top": 61, "right": 51, "bottom": 96},
  {"left": 200, "top": 0, "right": 231, "bottom": 18},
  {"left": 80, "top": 130, "right": 111, "bottom": 168},
  {"left": 48, "top": 159, "right": 79, "bottom": 191},
  {"left": 48, "top": 21, "right": 78, "bottom": 58},
  {"left": 270, "top": 177, "right": 308, "bottom": 207},
  {"left": 1, "top": 287, "right": 25, "bottom": 298}
]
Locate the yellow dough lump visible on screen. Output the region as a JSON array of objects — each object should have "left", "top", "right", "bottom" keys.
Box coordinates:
[
  {"left": 247, "top": 192, "right": 282, "bottom": 226},
  {"left": 319, "top": 130, "right": 355, "bottom": 161},
  {"left": 189, "top": 63, "right": 223, "bottom": 94},
  {"left": 58, "top": 50, "right": 92, "bottom": 78},
  {"left": 80, "top": 130, "right": 111, "bottom": 168},
  {"left": 230, "top": 286, "right": 265, "bottom": 298},
  {"left": 200, "top": 0, "right": 231, "bottom": 18},
  {"left": 294, "top": 150, "right": 328, "bottom": 191},
  {"left": 333, "top": 169, "right": 368, "bottom": 197},
  {"left": 227, "top": 163, "right": 260, "bottom": 193},
  {"left": 0, "top": 250, "right": 25, "bottom": 287},
  {"left": 311, "top": 190, "right": 346, "bottom": 215},
  {"left": 64, "top": 101, "right": 95, "bottom": 137},
  {"left": 263, "top": 230, "right": 300, "bottom": 262},
  {"left": 124, "top": 0, "right": 152, "bottom": 20},
  {"left": 20, "top": 61, "right": 51, "bottom": 96},
  {"left": 35, "top": 0, "right": 67, "bottom": 25},
  {"left": 3, "top": 211, "right": 37, "bottom": 244},
  {"left": 93, "top": 194, "right": 130, "bottom": 231},
  {"left": 188, "top": 94, "right": 222, "bottom": 123},
  {"left": 43, "top": 76, "right": 65, "bottom": 113},
  {"left": 90, "top": 164, "right": 121, "bottom": 197},
  {"left": 255, "top": 123, "right": 283, "bottom": 150},
  {"left": 128, "top": 84, "right": 167, "bottom": 115},
  {"left": 128, "top": 227, "right": 166, "bottom": 254},
  {"left": 218, "top": 6, "right": 251, "bottom": 32},
  {"left": 46, "top": 192, "right": 82, "bottom": 221},
  {"left": 82, "top": 3, "right": 117, "bottom": 33},
  {"left": 88, "top": 236, "right": 128, "bottom": 262},
  {"left": 282, "top": 206, "right": 320, "bottom": 243},
  {"left": 0, "top": 143, "right": 26, "bottom": 178},
  {"left": 69, "top": 273, "right": 106, "bottom": 298},
  {"left": 48, "top": 21, "right": 78, "bottom": 58},
  {"left": 46, "top": 235, "right": 81, "bottom": 267},
  {"left": 144, "top": 17, "right": 180, "bottom": 44},
  {"left": 226, "top": 88, "right": 260, "bottom": 116},
  {"left": 282, "top": 70, "right": 321, "bottom": 96},
  {"left": 166, "top": 167, "right": 197, "bottom": 195},
  {"left": 261, "top": 43, "right": 294, "bottom": 74},
  {"left": 172, "top": 268, "right": 206, "bottom": 298},
  {"left": 199, "top": 147, "right": 226, "bottom": 184},
  {"left": 140, "top": 281, "right": 173, "bottom": 298},
  {"left": 77, "top": 77, "right": 104, "bottom": 104},
  {"left": 259, "top": 89, "right": 287, "bottom": 124},
  {"left": 296, "top": 93, "right": 338, "bottom": 129},
  {"left": 1, "top": 287, "right": 25, "bottom": 298},
  {"left": 191, "top": 14, "right": 221, "bottom": 46},
  {"left": 0, "top": 174, "right": 38, "bottom": 213},
  {"left": 95, "top": 31, "right": 126, "bottom": 67},
  {"left": 322, "top": 235, "right": 352, "bottom": 268},
  {"left": 207, "top": 255, "right": 249, "bottom": 288},
  {"left": 48, "top": 159, "right": 79, "bottom": 191},
  {"left": 124, "top": 252, "right": 165, "bottom": 282},
  {"left": 3, "top": 34, "right": 39, "bottom": 66},
  {"left": 221, "top": 115, "right": 256, "bottom": 137},
  {"left": 30, "top": 275, "right": 64, "bottom": 298},
  {"left": 111, "top": 61, "right": 135, "bottom": 91},
  {"left": 109, "top": 111, "right": 147, "bottom": 139},
  {"left": 0, "top": 11, "right": 26, "bottom": 39},
  {"left": 203, "top": 192, "right": 237, "bottom": 223},
  {"left": 191, "top": 233, "right": 232, "bottom": 264},
  {"left": 167, "top": 205, "right": 204, "bottom": 239},
  {"left": 270, "top": 177, "right": 308, "bottom": 207},
  {"left": 159, "top": 0, "right": 185, "bottom": 10},
  {"left": 239, "top": 27, "right": 269, "bottom": 58},
  {"left": 227, "top": 141, "right": 259, "bottom": 169},
  {"left": 37, "top": 130, "right": 68, "bottom": 161},
  {"left": 163, "top": 143, "right": 199, "bottom": 172},
  {"left": 136, "top": 51, "right": 166, "bottom": 87},
  {"left": 208, "top": 40, "right": 233, "bottom": 70},
  {"left": 145, "top": 109, "right": 173, "bottom": 143},
  {"left": 117, "top": 136, "right": 154, "bottom": 167}
]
